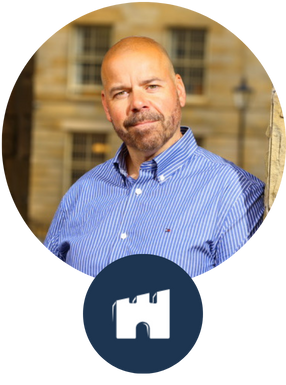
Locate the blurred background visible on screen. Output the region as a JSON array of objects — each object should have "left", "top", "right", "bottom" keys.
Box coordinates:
[{"left": 2, "top": 3, "right": 279, "bottom": 241}]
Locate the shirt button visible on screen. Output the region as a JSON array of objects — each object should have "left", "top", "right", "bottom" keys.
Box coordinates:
[
  {"left": 120, "top": 233, "right": 127, "bottom": 240},
  {"left": 135, "top": 188, "right": 142, "bottom": 195},
  {"left": 159, "top": 175, "right": 165, "bottom": 182}
]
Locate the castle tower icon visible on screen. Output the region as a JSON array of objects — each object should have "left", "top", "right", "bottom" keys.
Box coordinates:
[{"left": 112, "top": 289, "right": 170, "bottom": 339}]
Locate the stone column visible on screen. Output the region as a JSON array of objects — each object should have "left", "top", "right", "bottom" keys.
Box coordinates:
[{"left": 264, "top": 89, "right": 286, "bottom": 217}]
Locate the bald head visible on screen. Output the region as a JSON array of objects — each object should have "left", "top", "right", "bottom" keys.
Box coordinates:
[{"left": 101, "top": 36, "right": 176, "bottom": 87}]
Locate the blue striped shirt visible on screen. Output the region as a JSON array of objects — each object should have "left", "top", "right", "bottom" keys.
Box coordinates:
[{"left": 44, "top": 127, "right": 265, "bottom": 277}]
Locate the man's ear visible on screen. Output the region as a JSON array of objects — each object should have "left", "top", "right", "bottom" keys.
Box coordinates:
[
  {"left": 175, "top": 74, "right": 186, "bottom": 108},
  {"left": 101, "top": 91, "right": 112, "bottom": 122}
]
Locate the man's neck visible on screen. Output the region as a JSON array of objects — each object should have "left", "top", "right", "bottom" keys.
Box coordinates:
[
  {"left": 125, "top": 130, "right": 183, "bottom": 179},
  {"left": 125, "top": 151, "right": 154, "bottom": 179}
]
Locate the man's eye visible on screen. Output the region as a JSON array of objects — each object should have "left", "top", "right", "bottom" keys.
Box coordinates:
[
  {"left": 148, "top": 84, "right": 159, "bottom": 89},
  {"left": 115, "top": 91, "right": 124, "bottom": 97}
]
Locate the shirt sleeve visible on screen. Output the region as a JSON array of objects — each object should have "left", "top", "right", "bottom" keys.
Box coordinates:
[
  {"left": 44, "top": 201, "right": 67, "bottom": 259},
  {"left": 215, "top": 181, "right": 265, "bottom": 265}
]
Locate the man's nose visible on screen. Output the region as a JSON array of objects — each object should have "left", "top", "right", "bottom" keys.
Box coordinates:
[{"left": 129, "top": 89, "right": 149, "bottom": 112}]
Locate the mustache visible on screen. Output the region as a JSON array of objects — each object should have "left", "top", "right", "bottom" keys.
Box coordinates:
[{"left": 123, "top": 111, "right": 164, "bottom": 129}]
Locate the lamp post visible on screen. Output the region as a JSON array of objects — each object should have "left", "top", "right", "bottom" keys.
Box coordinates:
[{"left": 233, "top": 78, "right": 252, "bottom": 169}]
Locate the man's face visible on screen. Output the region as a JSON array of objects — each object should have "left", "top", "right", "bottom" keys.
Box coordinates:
[{"left": 101, "top": 47, "right": 186, "bottom": 156}]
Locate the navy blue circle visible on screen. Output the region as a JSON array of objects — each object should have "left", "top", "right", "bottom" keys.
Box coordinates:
[{"left": 83, "top": 254, "right": 203, "bottom": 373}]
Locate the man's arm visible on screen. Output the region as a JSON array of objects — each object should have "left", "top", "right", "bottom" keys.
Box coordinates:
[
  {"left": 215, "top": 181, "right": 265, "bottom": 265},
  {"left": 44, "top": 202, "right": 67, "bottom": 259}
]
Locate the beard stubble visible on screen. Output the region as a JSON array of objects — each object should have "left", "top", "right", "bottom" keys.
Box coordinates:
[{"left": 111, "top": 95, "right": 182, "bottom": 153}]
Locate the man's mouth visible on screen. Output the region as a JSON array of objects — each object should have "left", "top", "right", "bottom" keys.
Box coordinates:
[
  {"left": 132, "top": 120, "right": 157, "bottom": 127},
  {"left": 123, "top": 112, "right": 164, "bottom": 129}
]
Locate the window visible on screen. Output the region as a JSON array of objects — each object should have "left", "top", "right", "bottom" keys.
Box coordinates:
[
  {"left": 170, "top": 28, "right": 206, "bottom": 95},
  {"left": 74, "top": 25, "right": 111, "bottom": 86},
  {"left": 70, "top": 132, "right": 110, "bottom": 185}
]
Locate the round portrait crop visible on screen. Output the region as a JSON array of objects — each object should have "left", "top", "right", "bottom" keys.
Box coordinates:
[{"left": 2, "top": 3, "right": 281, "bottom": 279}]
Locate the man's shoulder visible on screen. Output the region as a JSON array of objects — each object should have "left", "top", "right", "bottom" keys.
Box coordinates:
[
  {"left": 77, "top": 158, "right": 115, "bottom": 183},
  {"left": 193, "top": 146, "right": 264, "bottom": 189},
  {"left": 63, "top": 159, "right": 114, "bottom": 195}
]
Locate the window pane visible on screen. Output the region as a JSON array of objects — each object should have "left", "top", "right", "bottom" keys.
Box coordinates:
[
  {"left": 93, "top": 64, "right": 102, "bottom": 84},
  {"left": 81, "top": 63, "right": 93, "bottom": 84},
  {"left": 94, "top": 31, "right": 110, "bottom": 54},
  {"left": 73, "top": 133, "right": 86, "bottom": 145},
  {"left": 91, "top": 133, "right": 106, "bottom": 143},
  {"left": 191, "top": 30, "right": 205, "bottom": 43},
  {"left": 91, "top": 133, "right": 107, "bottom": 162},
  {"left": 82, "top": 28, "right": 92, "bottom": 54}
]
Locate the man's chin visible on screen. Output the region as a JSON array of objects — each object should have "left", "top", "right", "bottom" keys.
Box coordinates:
[{"left": 128, "top": 133, "right": 168, "bottom": 153}]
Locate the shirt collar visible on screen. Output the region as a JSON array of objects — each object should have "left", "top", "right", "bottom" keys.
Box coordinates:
[{"left": 113, "top": 126, "right": 198, "bottom": 182}]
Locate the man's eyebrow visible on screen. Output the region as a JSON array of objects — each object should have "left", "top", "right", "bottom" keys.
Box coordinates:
[
  {"left": 140, "top": 77, "right": 164, "bottom": 85},
  {"left": 108, "top": 78, "right": 165, "bottom": 96}
]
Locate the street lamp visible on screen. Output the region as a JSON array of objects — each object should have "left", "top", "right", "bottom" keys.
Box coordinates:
[{"left": 233, "top": 78, "right": 252, "bottom": 168}]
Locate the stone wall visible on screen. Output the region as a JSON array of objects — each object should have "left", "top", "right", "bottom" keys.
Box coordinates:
[{"left": 264, "top": 90, "right": 285, "bottom": 216}]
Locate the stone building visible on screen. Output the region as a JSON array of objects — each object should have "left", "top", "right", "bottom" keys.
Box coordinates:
[{"left": 25, "top": 3, "right": 273, "bottom": 239}]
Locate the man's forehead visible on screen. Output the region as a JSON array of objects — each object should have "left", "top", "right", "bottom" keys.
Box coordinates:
[
  {"left": 104, "top": 65, "right": 168, "bottom": 93},
  {"left": 101, "top": 38, "right": 175, "bottom": 87}
]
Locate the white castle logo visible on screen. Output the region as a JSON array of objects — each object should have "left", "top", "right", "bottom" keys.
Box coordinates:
[{"left": 112, "top": 289, "right": 170, "bottom": 339}]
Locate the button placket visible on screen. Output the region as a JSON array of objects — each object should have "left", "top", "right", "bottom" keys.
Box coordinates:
[{"left": 120, "top": 183, "right": 142, "bottom": 240}]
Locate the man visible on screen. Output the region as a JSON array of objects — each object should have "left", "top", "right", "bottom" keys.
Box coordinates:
[{"left": 44, "top": 37, "right": 264, "bottom": 277}]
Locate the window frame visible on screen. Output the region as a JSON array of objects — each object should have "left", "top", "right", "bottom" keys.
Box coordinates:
[
  {"left": 62, "top": 124, "right": 113, "bottom": 194},
  {"left": 67, "top": 24, "right": 113, "bottom": 96},
  {"left": 167, "top": 27, "right": 208, "bottom": 105},
  {"left": 63, "top": 129, "right": 110, "bottom": 188}
]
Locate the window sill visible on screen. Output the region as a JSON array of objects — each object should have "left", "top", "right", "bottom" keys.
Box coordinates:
[
  {"left": 185, "top": 95, "right": 209, "bottom": 106},
  {"left": 66, "top": 85, "right": 102, "bottom": 101}
]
